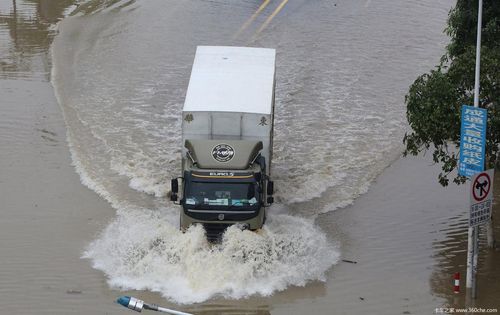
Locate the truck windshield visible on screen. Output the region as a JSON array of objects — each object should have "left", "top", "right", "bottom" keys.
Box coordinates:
[{"left": 184, "top": 182, "right": 259, "bottom": 208}]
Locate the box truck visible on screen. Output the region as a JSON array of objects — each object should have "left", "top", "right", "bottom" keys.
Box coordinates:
[{"left": 170, "top": 46, "right": 275, "bottom": 240}]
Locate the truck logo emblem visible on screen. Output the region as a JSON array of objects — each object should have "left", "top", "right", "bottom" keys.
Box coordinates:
[
  {"left": 212, "top": 144, "right": 235, "bottom": 162},
  {"left": 184, "top": 114, "right": 194, "bottom": 123},
  {"left": 259, "top": 116, "right": 268, "bottom": 126},
  {"left": 218, "top": 214, "right": 225, "bottom": 220}
]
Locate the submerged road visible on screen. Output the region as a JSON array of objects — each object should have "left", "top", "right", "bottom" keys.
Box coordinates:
[{"left": 3, "top": 0, "right": 499, "bottom": 314}]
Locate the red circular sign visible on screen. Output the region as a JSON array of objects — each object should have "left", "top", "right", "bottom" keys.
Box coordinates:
[{"left": 473, "top": 173, "right": 491, "bottom": 202}]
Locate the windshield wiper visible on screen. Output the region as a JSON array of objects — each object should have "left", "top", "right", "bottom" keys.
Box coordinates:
[
  {"left": 227, "top": 200, "right": 255, "bottom": 211},
  {"left": 186, "top": 200, "right": 228, "bottom": 210},
  {"left": 184, "top": 199, "right": 205, "bottom": 209},
  {"left": 226, "top": 201, "right": 243, "bottom": 210}
]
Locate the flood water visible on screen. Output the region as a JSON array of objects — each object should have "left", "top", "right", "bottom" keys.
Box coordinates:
[{"left": 1, "top": 0, "right": 499, "bottom": 314}]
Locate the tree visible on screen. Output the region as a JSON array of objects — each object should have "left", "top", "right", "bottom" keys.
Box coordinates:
[{"left": 403, "top": 0, "right": 500, "bottom": 186}]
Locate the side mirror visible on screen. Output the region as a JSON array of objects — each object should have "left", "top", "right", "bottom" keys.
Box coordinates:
[
  {"left": 170, "top": 193, "right": 178, "bottom": 202},
  {"left": 267, "top": 180, "right": 274, "bottom": 195},
  {"left": 267, "top": 196, "right": 274, "bottom": 204},
  {"left": 171, "top": 178, "right": 179, "bottom": 194}
]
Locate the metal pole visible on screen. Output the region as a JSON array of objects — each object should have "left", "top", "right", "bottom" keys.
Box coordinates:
[
  {"left": 466, "top": 225, "right": 474, "bottom": 288},
  {"left": 474, "top": 0, "right": 483, "bottom": 299},
  {"left": 472, "top": 227, "right": 479, "bottom": 299},
  {"left": 473, "top": 0, "right": 482, "bottom": 108},
  {"left": 466, "top": 0, "right": 483, "bottom": 299},
  {"left": 476, "top": 0, "right": 494, "bottom": 251}
]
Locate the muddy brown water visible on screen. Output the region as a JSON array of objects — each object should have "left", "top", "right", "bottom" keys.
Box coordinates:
[{"left": 1, "top": 1, "right": 499, "bottom": 314}]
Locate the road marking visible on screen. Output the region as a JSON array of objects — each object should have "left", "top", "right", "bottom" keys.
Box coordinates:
[
  {"left": 252, "top": 0, "right": 289, "bottom": 40},
  {"left": 232, "top": 0, "right": 271, "bottom": 40}
]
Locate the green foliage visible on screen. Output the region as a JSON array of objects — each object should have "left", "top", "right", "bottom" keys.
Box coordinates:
[
  {"left": 404, "top": 0, "right": 500, "bottom": 186},
  {"left": 446, "top": 0, "right": 500, "bottom": 57}
]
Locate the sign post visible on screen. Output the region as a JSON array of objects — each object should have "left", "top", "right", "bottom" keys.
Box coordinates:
[
  {"left": 460, "top": 0, "right": 496, "bottom": 301},
  {"left": 459, "top": 103, "right": 487, "bottom": 300},
  {"left": 468, "top": 169, "right": 494, "bottom": 299}
]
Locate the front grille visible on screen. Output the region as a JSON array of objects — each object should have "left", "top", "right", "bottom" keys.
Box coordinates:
[{"left": 186, "top": 209, "right": 259, "bottom": 222}]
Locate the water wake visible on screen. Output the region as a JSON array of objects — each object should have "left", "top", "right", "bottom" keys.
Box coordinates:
[
  {"left": 51, "top": 0, "right": 448, "bottom": 303},
  {"left": 83, "top": 210, "right": 338, "bottom": 304}
]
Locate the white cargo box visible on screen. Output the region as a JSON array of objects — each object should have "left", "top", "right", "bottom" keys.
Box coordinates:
[{"left": 182, "top": 46, "right": 276, "bottom": 174}]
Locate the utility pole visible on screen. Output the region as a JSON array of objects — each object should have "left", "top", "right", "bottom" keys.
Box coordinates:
[{"left": 466, "top": 0, "right": 483, "bottom": 300}]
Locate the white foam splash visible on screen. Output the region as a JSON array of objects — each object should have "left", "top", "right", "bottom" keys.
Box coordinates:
[{"left": 83, "top": 210, "right": 339, "bottom": 304}]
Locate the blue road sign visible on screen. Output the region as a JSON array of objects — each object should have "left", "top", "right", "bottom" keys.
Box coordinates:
[{"left": 459, "top": 105, "right": 487, "bottom": 177}]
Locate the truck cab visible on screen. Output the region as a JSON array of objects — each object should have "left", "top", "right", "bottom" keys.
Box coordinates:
[{"left": 170, "top": 46, "right": 276, "bottom": 240}]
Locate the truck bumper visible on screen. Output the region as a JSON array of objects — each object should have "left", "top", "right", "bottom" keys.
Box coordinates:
[{"left": 180, "top": 209, "right": 265, "bottom": 231}]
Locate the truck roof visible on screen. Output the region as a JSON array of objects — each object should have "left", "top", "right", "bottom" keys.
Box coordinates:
[{"left": 183, "top": 46, "right": 276, "bottom": 115}]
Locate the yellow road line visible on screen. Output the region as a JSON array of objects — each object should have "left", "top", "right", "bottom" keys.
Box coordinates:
[
  {"left": 253, "top": 0, "right": 289, "bottom": 39},
  {"left": 233, "top": 0, "right": 271, "bottom": 40}
]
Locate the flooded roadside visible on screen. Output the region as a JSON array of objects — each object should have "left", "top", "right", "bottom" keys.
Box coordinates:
[
  {"left": 1, "top": 0, "right": 499, "bottom": 314},
  {"left": 430, "top": 173, "right": 500, "bottom": 310},
  {"left": 317, "top": 155, "right": 500, "bottom": 314},
  {"left": 0, "top": 0, "right": 74, "bottom": 80},
  {"left": 0, "top": 1, "right": 125, "bottom": 314}
]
